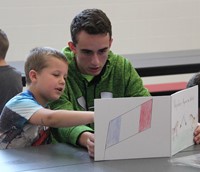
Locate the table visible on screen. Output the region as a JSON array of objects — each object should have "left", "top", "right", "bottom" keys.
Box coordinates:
[
  {"left": 8, "top": 49, "right": 200, "bottom": 88},
  {"left": 0, "top": 143, "right": 200, "bottom": 172},
  {"left": 124, "top": 49, "right": 200, "bottom": 77},
  {"left": 125, "top": 49, "right": 200, "bottom": 95}
]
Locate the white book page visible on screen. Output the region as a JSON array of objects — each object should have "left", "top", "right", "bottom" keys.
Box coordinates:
[
  {"left": 171, "top": 86, "right": 198, "bottom": 155},
  {"left": 95, "top": 96, "right": 171, "bottom": 161}
]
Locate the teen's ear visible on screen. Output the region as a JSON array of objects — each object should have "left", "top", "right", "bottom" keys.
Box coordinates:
[
  {"left": 109, "top": 38, "right": 113, "bottom": 48},
  {"left": 68, "top": 42, "right": 76, "bottom": 54},
  {"left": 29, "top": 70, "right": 37, "bottom": 83}
]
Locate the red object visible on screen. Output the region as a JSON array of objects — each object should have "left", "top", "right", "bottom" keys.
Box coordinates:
[
  {"left": 139, "top": 99, "right": 153, "bottom": 132},
  {"left": 145, "top": 82, "right": 187, "bottom": 93}
]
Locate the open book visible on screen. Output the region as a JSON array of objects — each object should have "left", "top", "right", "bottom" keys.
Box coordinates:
[{"left": 94, "top": 86, "right": 198, "bottom": 161}]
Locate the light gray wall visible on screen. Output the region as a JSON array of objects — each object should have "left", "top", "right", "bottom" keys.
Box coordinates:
[{"left": 1, "top": 0, "right": 200, "bottom": 62}]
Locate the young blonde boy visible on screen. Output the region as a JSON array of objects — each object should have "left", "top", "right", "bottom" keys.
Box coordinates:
[{"left": 0, "top": 47, "right": 94, "bottom": 149}]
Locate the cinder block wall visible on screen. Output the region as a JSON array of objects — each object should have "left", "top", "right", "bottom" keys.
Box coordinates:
[
  {"left": 1, "top": 0, "right": 200, "bottom": 86},
  {"left": 1, "top": 0, "right": 200, "bottom": 61}
]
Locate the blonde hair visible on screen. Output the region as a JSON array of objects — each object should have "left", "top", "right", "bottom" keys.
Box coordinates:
[{"left": 25, "top": 47, "right": 68, "bottom": 85}]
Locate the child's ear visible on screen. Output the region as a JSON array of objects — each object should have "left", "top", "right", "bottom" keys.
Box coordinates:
[
  {"left": 29, "top": 70, "right": 37, "bottom": 83},
  {"left": 68, "top": 42, "right": 76, "bottom": 54}
]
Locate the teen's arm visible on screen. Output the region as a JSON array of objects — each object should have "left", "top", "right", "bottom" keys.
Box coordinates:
[{"left": 49, "top": 92, "right": 94, "bottom": 146}]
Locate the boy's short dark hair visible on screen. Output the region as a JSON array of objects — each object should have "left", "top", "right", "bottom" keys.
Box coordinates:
[
  {"left": 187, "top": 72, "right": 200, "bottom": 108},
  {"left": 0, "top": 29, "right": 9, "bottom": 59},
  {"left": 25, "top": 47, "right": 68, "bottom": 85},
  {"left": 70, "top": 8, "right": 112, "bottom": 45}
]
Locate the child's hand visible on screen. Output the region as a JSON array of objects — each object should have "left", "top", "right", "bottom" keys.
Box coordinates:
[{"left": 194, "top": 123, "right": 200, "bottom": 144}]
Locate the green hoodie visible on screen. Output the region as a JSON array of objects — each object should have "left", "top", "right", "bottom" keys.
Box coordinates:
[{"left": 50, "top": 47, "right": 150, "bottom": 146}]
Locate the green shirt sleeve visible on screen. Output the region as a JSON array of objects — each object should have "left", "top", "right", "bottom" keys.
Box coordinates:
[{"left": 49, "top": 89, "right": 94, "bottom": 146}]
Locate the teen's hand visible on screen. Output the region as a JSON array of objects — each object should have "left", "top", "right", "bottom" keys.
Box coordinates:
[
  {"left": 86, "top": 133, "right": 94, "bottom": 158},
  {"left": 79, "top": 132, "right": 95, "bottom": 158},
  {"left": 194, "top": 123, "right": 200, "bottom": 144}
]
